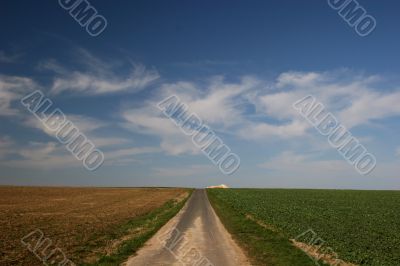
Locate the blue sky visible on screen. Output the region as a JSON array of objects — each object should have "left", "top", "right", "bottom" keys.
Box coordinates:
[{"left": 1, "top": 0, "right": 400, "bottom": 189}]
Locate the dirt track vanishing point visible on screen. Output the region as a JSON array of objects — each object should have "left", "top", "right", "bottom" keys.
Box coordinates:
[{"left": 124, "top": 189, "right": 249, "bottom": 266}]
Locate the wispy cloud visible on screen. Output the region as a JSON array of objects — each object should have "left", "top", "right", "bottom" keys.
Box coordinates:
[
  {"left": 258, "top": 151, "right": 352, "bottom": 174},
  {"left": 0, "top": 137, "right": 161, "bottom": 170},
  {"left": 120, "top": 70, "right": 400, "bottom": 158},
  {"left": 0, "top": 50, "right": 21, "bottom": 63},
  {"left": 153, "top": 164, "right": 215, "bottom": 177},
  {"left": 0, "top": 141, "right": 81, "bottom": 169},
  {"left": 121, "top": 76, "right": 260, "bottom": 155},
  {"left": 39, "top": 49, "right": 159, "bottom": 95},
  {"left": 22, "top": 114, "right": 107, "bottom": 138},
  {"left": 122, "top": 105, "right": 200, "bottom": 155},
  {"left": 3, "top": 66, "right": 400, "bottom": 177},
  {"left": 244, "top": 70, "right": 400, "bottom": 138},
  {"left": 0, "top": 136, "right": 14, "bottom": 159},
  {"left": 103, "top": 146, "right": 162, "bottom": 166},
  {"left": 0, "top": 75, "right": 37, "bottom": 116},
  {"left": 171, "top": 59, "right": 239, "bottom": 68}
]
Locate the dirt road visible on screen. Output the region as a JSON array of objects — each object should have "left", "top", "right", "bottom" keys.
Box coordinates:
[{"left": 124, "top": 189, "right": 249, "bottom": 266}]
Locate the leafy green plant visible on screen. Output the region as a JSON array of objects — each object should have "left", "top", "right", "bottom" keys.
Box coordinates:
[{"left": 208, "top": 189, "right": 400, "bottom": 266}]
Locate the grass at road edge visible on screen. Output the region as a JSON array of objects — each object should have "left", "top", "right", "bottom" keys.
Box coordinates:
[
  {"left": 207, "top": 189, "right": 319, "bottom": 266},
  {"left": 82, "top": 190, "right": 192, "bottom": 266}
]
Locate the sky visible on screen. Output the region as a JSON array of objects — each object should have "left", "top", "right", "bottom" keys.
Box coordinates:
[{"left": 0, "top": 0, "right": 400, "bottom": 189}]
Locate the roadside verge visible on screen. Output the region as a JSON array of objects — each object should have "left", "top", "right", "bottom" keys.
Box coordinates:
[{"left": 82, "top": 190, "right": 192, "bottom": 266}]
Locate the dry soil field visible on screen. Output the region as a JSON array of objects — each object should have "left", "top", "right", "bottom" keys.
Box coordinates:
[{"left": 0, "top": 186, "right": 189, "bottom": 265}]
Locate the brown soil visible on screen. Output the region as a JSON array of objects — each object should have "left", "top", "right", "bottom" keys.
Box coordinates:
[{"left": 0, "top": 186, "right": 187, "bottom": 266}]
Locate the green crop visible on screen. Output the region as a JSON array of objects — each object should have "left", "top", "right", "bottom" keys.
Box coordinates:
[{"left": 208, "top": 189, "right": 400, "bottom": 265}]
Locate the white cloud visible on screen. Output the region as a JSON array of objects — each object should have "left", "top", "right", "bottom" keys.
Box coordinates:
[
  {"left": 120, "top": 70, "right": 400, "bottom": 156},
  {"left": 21, "top": 114, "right": 162, "bottom": 165},
  {"left": 103, "top": 146, "right": 162, "bottom": 166},
  {"left": 16, "top": 110, "right": 163, "bottom": 168},
  {"left": 243, "top": 70, "right": 400, "bottom": 139},
  {"left": 338, "top": 90, "right": 400, "bottom": 128},
  {"left": 0, "top": 75, "right": 37, "bottom": 116},
  {"left": 18, "top": 142, "right": 59, "bottom": 161},
  {"left": 0, "top": 137, "right": 160, "bottom": 169},
  {"left": 0, "top": 51, "right": 20, "bottom": 63},
  {"left": 187, "top": 76, "right": 259, "bottom": 127},
  {"left": 22, "top": 114, "right": 107, "bottom": 137},
  {"left": 88, "top": 137, "right": 129, "bottom": 148},
  {"left": 258, "top": 151, "right": 352, "bottom": 174},
  {"left": 121, "top": 76, "right": 260, "bottom": 155},
  {"left": 238, "top": 120, "right": 309, "bottom": 140},
  {"left": 153, "top": 164, "right": 215, "bottom": 177},
  {"left": 39, "top": 50, "right": 159, "bottom": 95},
  {"left": 0, "top": 136, "right": 14, "bottom": 159},
  {"left": 0, "top": 141, "right": 81, "bottom": 169},
  {"left": 122, "top": 105, "right": 200, "bottom": 155},
  {"left": 256, "top": 150, "right": 400, "bottom": 189},
  {"left": 4, "top": 67, "right": 400, "bottom": 176},
  {"left": 276, "top": 71, "right": 322, "bottom": 88},
  {"left": 50, "top": 64, "right": 159, "bottom": 95},
  {"left": 156, "top": 76, "right": 259, "bottom": 127}
]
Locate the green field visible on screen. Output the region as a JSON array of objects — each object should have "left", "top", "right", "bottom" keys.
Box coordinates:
[{"left": 208, "top": 189, "right": 400, "bottom": 266}]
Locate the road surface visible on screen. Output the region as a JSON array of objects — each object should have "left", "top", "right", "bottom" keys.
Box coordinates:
[{"left": 124, "top": 189, "right": 249, "bottom": 266}]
